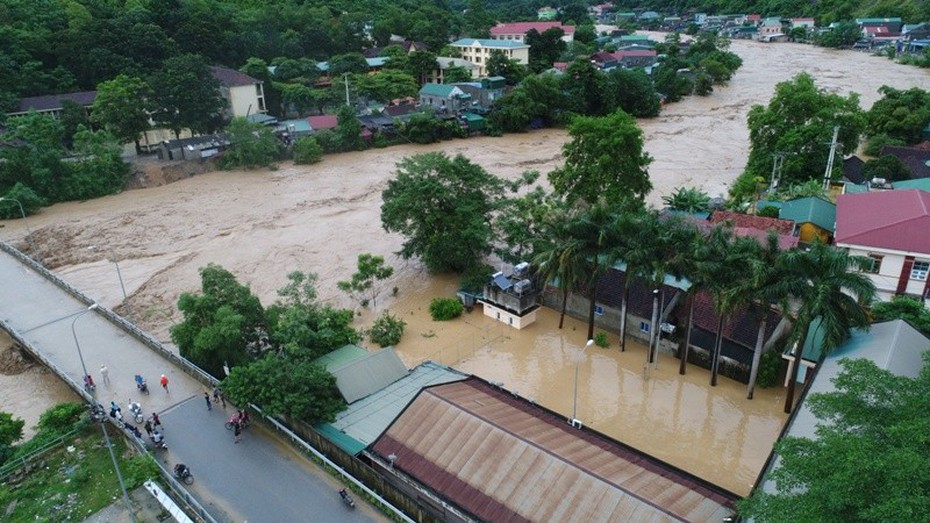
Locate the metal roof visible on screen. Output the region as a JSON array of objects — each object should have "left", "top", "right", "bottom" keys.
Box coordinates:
[
  {"left": 893, "top": 178, "right": 930, "bottom": 191},
  {"left": 759, "top": 320, "right": 930, "bottom": 497},
  {"left": 835, "top": 190, "right": 930, "bottom": 253},
  {"left": 329, "top": 348, "right": 409, "bottom": 404},
  {"left": 371, "top": 378, "right": 737, "bottom": 522},
  {"left": 313, "top": 344, "right": 369, "bottom": 370},
  {"left": 317, "top": 361, "right": 467, "bottom": 453},
  {"left": 450, "top": 38, "right": 530, "bottom": 49},
  {"left": 778, "top": 197, "right": 837, "bottom": 232}
]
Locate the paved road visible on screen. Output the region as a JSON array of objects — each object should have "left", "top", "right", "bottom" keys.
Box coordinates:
[{"left": 0, "top": 249, "right": 382, "bottom": 522}]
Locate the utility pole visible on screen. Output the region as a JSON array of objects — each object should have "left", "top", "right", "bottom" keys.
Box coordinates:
[
  {"left": 769, "top": 152, "right": 784, "bottom": 193},
  {"left": 822, "top": 126, "right": 840, "bottom": 191},
  {"left": 343, "top": 73, "right": 350, "bottom": 107}
]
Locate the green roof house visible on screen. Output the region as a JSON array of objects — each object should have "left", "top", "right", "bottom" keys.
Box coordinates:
[
  {"left": 778, "top": 197, "right": 837, "bottom": 243},
  {"left": 418, "top": 83, "right": 471, "bottom": 113}
]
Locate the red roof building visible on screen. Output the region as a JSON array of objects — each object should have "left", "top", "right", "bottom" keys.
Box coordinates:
[
  {"left": 489, "top": 22, "right": 575, "bottom": 43},
  {"left": 307, "top": 114, "right": 338, "bottom": 131},
  {"left": 835, "top": 190, "right": 930, "bottom": 302}
]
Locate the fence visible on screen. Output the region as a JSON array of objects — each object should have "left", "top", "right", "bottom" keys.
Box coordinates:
[{"left": 412, "top": 315, "right": 506, "bottom": 368}]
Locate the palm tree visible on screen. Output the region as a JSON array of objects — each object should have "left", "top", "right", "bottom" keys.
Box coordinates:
[
  {"left": 573, "top": 203, "right": 618, "bottom": 341},
  {"left": 777, "top": 242, "right": 876, "bottom": 413},
  {"left": 533, "top": 205, "right": 588, "bottom": 329},
  {"left": 608, "top": 210, "right": 660, "bottom": 352}
]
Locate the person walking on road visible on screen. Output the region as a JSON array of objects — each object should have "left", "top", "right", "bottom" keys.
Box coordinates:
[
  {"left": 219, "top": 390, "right": 226, "bottom": 409},
  {"left": 204, "top": 392, "right": 212, "bottom": 411},
  {"left": 212, "top": 386, "right": 220, "bottom": 404},
  {"left": 151, "top": 412, "right": 162, "bottom": 430},
  {"left": 160, "top": 374, "right": 169, "bottom": 393},
  {"left": 99, "top": 365, "right": 110, "bottom": 385},
  {"left": 144, "top": 419, "right": 153, "bottom": 437}
]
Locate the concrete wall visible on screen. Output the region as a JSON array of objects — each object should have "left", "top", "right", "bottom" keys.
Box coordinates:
[{"left": 481, "top": 302, "right": 537, "bottom": 329}]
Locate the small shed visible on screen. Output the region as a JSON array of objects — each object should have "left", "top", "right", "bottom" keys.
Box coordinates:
[{"left": 778, "top": 197, "right": 837, "bottom": 243}]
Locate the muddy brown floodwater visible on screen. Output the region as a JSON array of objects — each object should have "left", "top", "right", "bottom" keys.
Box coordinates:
[{"left": 2, "top": 37, "right": 929, "bottom": 494}]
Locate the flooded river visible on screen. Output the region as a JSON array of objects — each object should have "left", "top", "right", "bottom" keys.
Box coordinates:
[{"left": 2, "top": 37, "right": 929, "bottom": 492}]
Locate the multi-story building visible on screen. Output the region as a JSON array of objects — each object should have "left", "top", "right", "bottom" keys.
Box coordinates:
[
  {"left": 449, "top": 39, "right": 530, "bottom": 77},
  {"left": 488, "top": 22, "right": 575, "bottom": 43}
]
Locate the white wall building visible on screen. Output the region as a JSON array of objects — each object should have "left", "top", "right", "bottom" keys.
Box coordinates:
[{"left": 449, "top": 39, "right": 530, "bottom": 78}]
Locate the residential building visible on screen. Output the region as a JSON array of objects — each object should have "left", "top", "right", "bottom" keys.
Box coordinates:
[
  {"left": 426, "top": 57, "right": 479, "bottom": 83},
  {"left": 368, "top": 378, "right": 738, "bottom": 522},
  {"left": 757, "top": 17, "right": 786, "bottom": 41},
  {"left": 835, "top": 190, "right": 930, "bottom": 303},
  {"left": 478, "top": 262, "right": 541, "bottom": 329},
  {"left": 307, "top": 114, "right": 338, "bottom": 133},
  {"left": 855, "top": 17, "right": 903, "bottom": 34},
  {"left": 6, "top": 91, "right": 96, "bottom": 119},
  {"left": 611, "top": 49, "right": 658, "bottom": 68},
  {"left": 789, "top": 18, "right": 816, "bottom": 29},
  {"left": 879, "top": 142, "right": 930, "bottom": 179},
  {"left": 449, "top": 39, "right": 530, "bottom": 78},
  {"left": 489, "top": 21, "right": 575, "bottom": 43},
  {"left": 451, "top": 76, "right": 505, "bottom": 111},
  {"left": 768, "top": 197, "right": 837, "bottom": 243},
  {"left": 417, "top": 83, "right": 471, "bottom": 113},
  {"left": 210, "top": 66, "right": 266, "bottom": 118},
  {"left": 537, "top": 6, "right": 557, "bottom": 21}
]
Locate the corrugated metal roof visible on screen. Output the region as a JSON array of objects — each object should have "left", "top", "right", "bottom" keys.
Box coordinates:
[
  {"left": 759, "top": 320, "right": 930, "bottom": 498},
  {"left": 835, "top": 190, "right": 930, "bottom": 253},
  {"left": 778, "top": 197, "right": 836, "bottom": 232},
  {"left": 313, "top": 344, "right": 369, "bottom": 370},
  {"left": 330, "top": 348, "right": 408, "bottom": 403},
  {"left": 314, "top": 423, "right": 367, "bottom": 455},
  {"left": 371, "top": 379, "right": 736, "bottom": 522},
  {"left": 320, "top": 361, "right": 467, "bottom": 451}
]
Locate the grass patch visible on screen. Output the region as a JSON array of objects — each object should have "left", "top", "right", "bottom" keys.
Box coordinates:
[{"left": 0, "top": 424, "right": 136, "bottom": 522}]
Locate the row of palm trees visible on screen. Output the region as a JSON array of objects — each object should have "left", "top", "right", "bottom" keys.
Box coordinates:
[{"left": 531, "top": 201, "right": 876, "bottom": 413}]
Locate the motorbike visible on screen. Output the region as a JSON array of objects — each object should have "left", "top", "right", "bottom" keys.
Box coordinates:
[
  {"left": 225, "top": 414, "right": 251, "bottom": 430},
  {"left": 128, "top": 402, "right": 144, "bottom": 424},
  {"left": 135, "top": 375, "right": 149, "bottom": 395},
  {"left": 151, "top": 431, "right": 167, "bottom": 450},
  {"left": 339, "top": 488, "right": 355, "bottom": 509},
  {"left": 174, "top": 463, "right": 194, "bottom": 485}
]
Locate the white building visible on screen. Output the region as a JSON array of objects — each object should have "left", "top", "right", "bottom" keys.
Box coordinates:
[
  {"left": 488, "top": 22, "right": 575, "bottom": 43},
  {"left": 835, "top": 190, "right": 930, "bottom": 305},
  {"left": 449, "top": 39, "right": 530, "bottom": 78},
  {"left": 210, "top": 66, "right": 266, "bottom": 118}
]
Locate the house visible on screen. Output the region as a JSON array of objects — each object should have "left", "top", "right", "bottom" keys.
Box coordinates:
[
  {"left": 590, "top": 50, "right": 618, "bottom": 69},
  {"left": 362, "top": 40, "right": 428, "bottom": 58},
  {"left": 313, "top": 345, "right": 408, "bottom": 403},
  {"left": 611, "top": 49, "right": 658, "bottom": 68},
  {"left": 7, "top": 90, "right": 97, "bottom": 119},
  {"left": 757, "top": 17, "right": 785, "bottom": 41},
  {"left": 835, "top": 190, "right": 930, "bottom": 303},
  {"left": 210, "top": 66, "right": 266, "bottom": 118},
  {"left": 879, "top": 142, "right": 930, "bottom": 179},
  {"left": 618, "top": 34, "right": 655, "bottom": 47},
  {"left": 842, "top": 155, "right": 867, "bottom": 184},
  {"left": 589, "top": 3, "right": 614, "bottom": 21},
  {"left": 368, "top": 378, "right": 738, "bottom": 522},
  {"left": 156, "top": 133, "right": 229, "bottom": 161},
  {"left": 903, "top": 23, "right": 930, "bottom": 41},
  {"left": 449, "top": 39, "right": 530, "bottom": 78},
  {"left": 417, "top": 83, "right": 471, "bottom": 113},
  {"left": 855, "top": 17, "right": 903, "bottom": 34},
  {"left": 757, "top": 320, "right": 930, "bottom": 495},
  {"left": 777, "top": 197, "right": 837, "bottom": 243},
  {"left": 489, "top": 21, "right": 575, "bottom": 43},
  {"left": 478, "top": 262, "right": 541, "bottom": 329},
  {"left": 426, "top": 57, "right": 480, "bottom": 83},
  {"left": 307, "top": 114, "right": 338, "bottom": 132},
  {"left": 709, "top": 210, "right": 795, "bottom": 235},
  {"left": 451, "top": 76, "right": 505, "bottom": 111},
  {"left": 746, "top": 14, "right": 762, "bottom": 25},
  {"left": 537, "top": 6, "right": 557, "bottom": 21},
  {"left": 789, "top": 18, "right": 815, "bottom": 30}
]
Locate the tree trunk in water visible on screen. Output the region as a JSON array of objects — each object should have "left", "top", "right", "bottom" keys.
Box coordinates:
[
  {"left": 747, "top": 317, "right": 767, "bottom": 400},
  {"left": 558, "top": 289, "right": 568, "bottom": 329},
  {"left": 679, "top": 294, "right": 695, "bottom": 375},
  {"left": 647, "top": 291, "right": 659, "bottom": 364},
  {"left": 134, "top": 139, "right": 142, "bottom": 156},
  {"left": 710, "top": 316, "right": 724, "bottom": 386},
  {"left": 619, "top": 282, "right": 629, "bottom": 352},
  {"left": 587, "top": 282, "right": 597, "bottom": 342},
  {"left": 784, "top": 330, "right": 809, "bottom": 413}
]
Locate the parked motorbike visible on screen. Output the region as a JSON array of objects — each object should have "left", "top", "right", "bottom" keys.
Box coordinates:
[
  {"left": 128, "top": 401, "right": 144, "bottom": 424},
  {"left": 339, "top": 488, "right": 355, "bottom": 509},
  {"left": 174, "top": 463, "right": 194, "bottom": 485}
]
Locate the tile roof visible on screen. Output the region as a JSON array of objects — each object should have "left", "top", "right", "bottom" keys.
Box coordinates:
[
  {"left": 612, "top": 49, "right": 658, "bottom": 58},
  {"left": 371, "top": 378, "right": 737, "bottom": 522},
  {"left": 842, "top": 155, "right": 867, "bottom": 184},
  {"left": 777, "top": 197, "right": 837, "bottom": 232},
  {"left": 688, "top": 290, "right": 781, "bottom": 351},
  {"left": 489, "top": 21, "right": 575, "bottom": 36},
  {"left": 835, "top": 190, "right": 930, "bottom": 253},
  {"left": 210, "top": 66, "right": 260, "bottom": 87},
  {"left": 880, "top": 143, "right": 930, "bottom": 179},
  {"left": 307, "top": 114, "right": 338, "bottom": 130},
  {"left": 450, "top": 38, "right": 530, "bottom": 49},
  {"left": 710, "top": 210, "right": 795, "bottom": 235},
  {"left": 14, "top": 91, "right": 97, "bottom": 113}
]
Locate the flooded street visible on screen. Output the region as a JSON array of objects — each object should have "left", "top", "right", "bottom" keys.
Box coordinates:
[{"left": 2, "top": 37, "right": 929, "bottom": 493}]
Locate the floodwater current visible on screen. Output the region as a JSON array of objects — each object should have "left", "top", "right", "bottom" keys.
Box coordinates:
[{"left": 2, "top": 36, "right": 929, "bottom": 493}]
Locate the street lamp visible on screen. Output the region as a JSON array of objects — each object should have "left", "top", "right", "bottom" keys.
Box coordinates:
[
  {"left": 90, "top": 246, "right": 131, "bottom": 317},
  {"left": 71, "top": 303, "right": 99, "bottom": 393},
  {"left": 0, "top": 196, "right": 38, "bottom": 260},
  {"left": 571, "top": 339, "right": 595, "bottom": 426},
  {"left": 98, "top": 413, "right": 139, "bottom": 523}
]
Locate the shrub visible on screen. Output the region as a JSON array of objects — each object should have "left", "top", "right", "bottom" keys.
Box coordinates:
[
  {"left": 369, "top": 312, "right": 406, "bottom": 347},
  {"left": 37, "top": 403, "right": 85, "bottom": 434},
  {"left": 594, "top": 331, "right": 609, "bottom": 348},
  {"left": 123, "top": 454, "right": 161, "bottom": 489},
  {"left": 756, "top": 349, "right": 783, "bottom": 388},
  {"left": 0, "top": 182, "right": 47, "bottom": 218},
  {"left": 293, "top": 137, "right": 323, "bottom": 164},
  {"left": 429, "top": 297, "right": 464, "bottom": 321},
  {"left": 758, "top": 205, "right": 780, "bottom": 218}
]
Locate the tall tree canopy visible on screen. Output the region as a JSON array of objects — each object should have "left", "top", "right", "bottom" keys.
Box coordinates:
[
  {"left": 549, "top": 110, "right": 652, "bottom": 207},
  {"left": 148, "top": 54, "right": 226, "bottom": 138}
]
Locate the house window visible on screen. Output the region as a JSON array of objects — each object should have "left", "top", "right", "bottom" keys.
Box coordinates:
[
  {"left": 864, "top": 254, "right": 883, "bottom": 274},
  {"left": 911, "top": 261, "right": 930, "bottom": 280}
]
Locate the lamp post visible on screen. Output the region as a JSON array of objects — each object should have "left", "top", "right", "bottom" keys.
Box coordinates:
[
  {"left": 71, "top": 303, "right": 99, "bottom": 393},
  {"left": 97, "top": 410, "right": 138, "bottom": 523},
  {"left": 571, "top": 339, "right": 595, "bottom": 425},
  {"left": 0, "top": 196, "right": 39, "bottom": 260},
  {"left": 90, "top": 246, "right": 131, "bottom": 317}
]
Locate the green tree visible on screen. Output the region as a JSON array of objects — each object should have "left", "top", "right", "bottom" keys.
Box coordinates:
[
  {"left": 292, "top": 136, "right": 323, "bottom": 164},
  {"left": 92, "top": 74, "right": 152, "bottom": 154},
  {"left": 368, "top": 311, "right": 406, "bottom": 347},
  {"left": 662, "top": 187, "right": 711, "bottom": 213},
  {"left": 328, "top": 52, "right": 369, "bottom": 76},
  {"left": 871, "top": 295, "right": 930, "bottom": 334},
  {"left": 59, "top": 99, "right": 90, "bottom": 149},
  {"left": 862, "top": 155, "right": 912, "bottom": 181},
  {"left": 814, "top": 21, "right": 862, "bottom": 48},
  {"left": 485, "top": 50, "right": 526, "bottom": 84},
  {"left": 63, "top": 127, "right": 129, "bottom": 200},
  {"left": 405, "top": 51, "right": 439, "bottom": 84},
  {"left": 221, "top": 117, "right": 283, "bottom": 169},
  {"left": 335, "top": 105, "right": 364, "bottom": 152},
  {"left": 562, "top": 59, "right": 606, "bottom": 115},
  {"left": 170, "top": 264, "right": 266, "bottom": 378},
  {"left": 866, "top": 86, "right": 930, "bottom": 145},
  {"left": 353, "top": 70, "right": 418, "bottom": 102},
  {"left": 381, "top": 152, "right": 507, "bottom": 273},
  {"left": 652, "top": 57, "right": 693, "bottom": 103},
  {"left": 533, "top": 202, "right": 588, "bottom": 329},
  {"left": 222, "top": 353, "right": 345, "bottom": 423},
  {"left": 442, "top": 66, "right": 473, "bottom": 84},
  {"left": 559, "top": 3, "right": 590, "bottom": 24},
  {"left": 148, "top": 53, "right": 226, "bottom": 138},
  {"left": 526, "top": 27, "right": 567, "bottom": 73},
  {"left": 549, "top": 110, "right": 652, "bottom": 207},
  {"left": 603, "top": 68, "right": 661, "bottom": 118},
  {"left": 241, "top": 58, "right": 284, "bottom": 117},
  {"left": 737, "top": 73, "right": 864, "bottom": 200},
  {"left": 0, "top": 412, "right": 24, "bottom": 447},
  {"left": 0, "top": 183, "right": 47, "bottom": 219},
  {"left": 739, "top": 355, "right": 930, "bottom": 521},
  {"left": 778, "top": 243, "right": 876, "bottom": 413},
  {"left": 337, "top": 253, "right": 394, "bottom": 307}
]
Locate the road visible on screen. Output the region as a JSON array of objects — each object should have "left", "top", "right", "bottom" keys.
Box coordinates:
[{"left": 0, "top": 247, "right": 384, "bottom": 522}]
